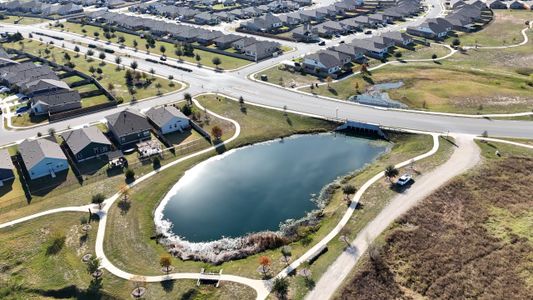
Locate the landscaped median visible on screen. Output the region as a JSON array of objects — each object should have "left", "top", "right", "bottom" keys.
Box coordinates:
[
  {"left": 51, "top": 22, "right": 252, "bottom": 70},
  {"left": 2, "top": 38, "right": 182, "bottom": 105}
]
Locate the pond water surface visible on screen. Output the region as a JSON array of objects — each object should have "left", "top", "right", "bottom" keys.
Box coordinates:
[{"left": 156, "top": 133, "right": 388, "bottom": 242}]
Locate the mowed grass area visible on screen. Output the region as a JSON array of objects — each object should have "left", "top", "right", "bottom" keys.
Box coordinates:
[
  {"left": 103, "top": 95, "right": 338, "bottom": 278},
  {"left": 456, "top": 10, "right": 533, "bottom": 47},
  {"left": 0, "top": 15, "right": 46, "bottom": 25},
  {"left": 334, "top": 143, "right": 533, "bottom": 300},
  {"left": 0, "top": 213, "right": 257, "bottom": 299},
  {"left": 302, "top": 35, "right": 533, "bottom": 113},
  {"left": 57, "top": 22, "right": 252, "bottom": 70},
  {"left": 2, "top": 39, "right": 181, "bottom": 103}
]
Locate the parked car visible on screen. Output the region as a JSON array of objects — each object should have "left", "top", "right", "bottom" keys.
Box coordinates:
[
  {"left": 339, "top": 40, "right": 345, "bottom": 44},
  {"left": 364, "top": 30, "right": 372, "bottom": 35},
  {"left": 15, "top": 106, "right": 29, "bottom": 114},
  {"left": 318, "top": 41, "right": 326, "bottom": 46},
  {"left": 396, "top": 174, "right": 412, "bottom": 186},
  {"left": 0, "top": 86, "right": 10, "bottom": 93},
  {"left": 160, "top": 55, "right": 167, "bottom": 61}
]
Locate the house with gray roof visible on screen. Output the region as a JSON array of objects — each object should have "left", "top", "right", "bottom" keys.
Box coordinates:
[
  {"left": 485, "top": 0, "right": 507, "bottom": 9},
  {"left": 380, "top": 31, "right": 414, "bottom": 47},
  {"left": 106, "top": 108, "right": 152, "bottom": 147},
  {"left": 291, "top": 24, "right": 320, "bottom": 42},
  {"left": 0, "top": 149, "right": 14, "bottom": 186},
  {"left": 242, "top": 13, "right": 283, "bottom": 32},
  {"left": 61, "top": 127, "right": 112, "bottom": 162},
  {"left": 19, "top": 138, "right": 68, "bottom": 180},
  {"left": 242, "top": 41, "right": 281, "bottom": 61},
  {"left": 146, "top": 106, "right": 190, "bottom": 134},
  {"left": 30, "top": 90, "right": 81, "bottom": 116},
  {"left": 23, "top": 79, "right": 70, "bottom": 96},
  {"left": 330, "top": 44, "right": 366, "bottom": 61},
  {"left": 214, "top": 34, "right": 243, "bottom": 49},
  {"left": 303, "top": 50, "right": 351, "bottom": 77}
]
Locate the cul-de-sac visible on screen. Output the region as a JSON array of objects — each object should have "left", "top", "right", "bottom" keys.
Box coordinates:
[{"left": 0, "top": 0, "right": 531, "bottom": 299}]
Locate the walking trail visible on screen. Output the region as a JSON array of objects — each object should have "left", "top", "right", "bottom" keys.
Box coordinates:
[{"left": 306, "top": 134, "right": 481, "bottom": 300}]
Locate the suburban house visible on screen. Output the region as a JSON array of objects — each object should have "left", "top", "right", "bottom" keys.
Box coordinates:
[
  {"left": 61, "top": 127, "right": 113, "bottom": 162},
  {"left": 330, "top": 44, "right": 366, "bottom": 61},
  {"left": 194, "top": 12, "right": 220, "bottom": 25},
  {"left": 279, "top": 13, "right": 302, "bottom": 27},
  {"left": 243, "top": 13, "right": 283, "bottom": 32},
  {"left": 30, "top": 90, "right": 82, "bottom": 116},
  {"left": 0, "top": 149, "right": 14, "bottom": 187},
  {"left": 18, "top": 138, "right": 69, "bottom": 180},
  {"left": 213, "top": 34, "right": 243, "bottom": 49},
  {"left": 291, "top": 24, "right": 320, "bottom": 42},
  {"left": 23, "top": 79, "right": 70, "bottom": 97},
  {"left": 146, "top": 106, "right": 190, "bottom": 134},
  {"left": 380, "top": 31, "right": 414, "bottom": 47},
  {"left": 340, "top": 18, "right": 364, "bottom": 32},
  {"left": 509, "top": 0, "right": 526, "bottom": 9},
  {"left": 106, "top": 108, "right": 152, "bottom": 147},
  {"left": 406, "top": 18, "right": 451, "bottom": 39},
  {"left": 242, "top": 41, "right": 281, "bottom": 61},
  {"left": 351, "top": 39, "right": 390, "bottom": 59},
  {"left": 232, "top": 37, "right": 259, "bottom": 51},
  {"left": 303, "top": 50, "right": 351, "bottom": 77},
  {"left": 485, "top": 0, "right": 507, "bottom": 9}
]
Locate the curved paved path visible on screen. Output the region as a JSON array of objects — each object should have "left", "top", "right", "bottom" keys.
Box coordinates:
[
  {"left": 306, "top": 134, "right": 481, "bottom": 300},
  {"left": 464, "top": 21, "right": 532, "bottom": 50}
]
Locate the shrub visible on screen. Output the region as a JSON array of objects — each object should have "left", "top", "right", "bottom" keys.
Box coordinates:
[{"left": 125, "top": 168, "right": 135, "bottom": 181}]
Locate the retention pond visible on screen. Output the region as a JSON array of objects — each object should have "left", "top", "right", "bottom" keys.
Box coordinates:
[{"left": 156, "top": 133, "right": 388, "bottom": 243}]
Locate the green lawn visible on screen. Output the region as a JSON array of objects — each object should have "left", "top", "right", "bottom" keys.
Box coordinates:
[
  {"left": 0, "top": 213, "right": 256, "bottom": 299},
  {"left": 56, "top": 22, "right": 252, "bottom": 70},
  {"left": 301, "top": 40, "right": 533, "bottom": 114},
  {"left": 456, "top": 10, "right": 533, "bottom": 47},
  {"left": 3, "top": 39, "right": 181, "bottom": 103},
  {"left": 0, "top": 15, "right": 46, "bottom": 25},
  {"left": 393, "top": 43, "right": 451, "bottom": 60},
  {"left": 10, "top": 112, "right": 48, "bottom": 127}
]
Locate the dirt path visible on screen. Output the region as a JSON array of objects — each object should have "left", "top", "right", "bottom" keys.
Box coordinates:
[{"left": 306, "top": 134, "right": 481, "bottom": 300}]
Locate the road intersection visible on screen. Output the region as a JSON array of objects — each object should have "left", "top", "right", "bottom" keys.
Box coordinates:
[{"left": 2, "top": 0, "right": 532, "bottom": 146}]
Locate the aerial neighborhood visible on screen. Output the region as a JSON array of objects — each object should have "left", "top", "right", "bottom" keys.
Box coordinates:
[{"left": 0, "top": 0, "right": 532, "bottom": 299}]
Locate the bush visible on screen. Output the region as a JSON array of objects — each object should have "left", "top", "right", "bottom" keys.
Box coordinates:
[
  {"left": 152, "top": 157, "right": 161, "bottom": 169},
  {"left": 125, "top": 168, "right": 135, "bottom": 181}
]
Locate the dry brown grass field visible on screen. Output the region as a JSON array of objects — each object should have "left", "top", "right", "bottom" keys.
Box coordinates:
[{"left": 335, "top": 153, "right": 533, "bottom": 300}]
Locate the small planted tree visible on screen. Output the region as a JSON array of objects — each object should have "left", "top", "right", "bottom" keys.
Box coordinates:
[
  {"left": 281, "top": 246, "right": 292, "bottom": 264},
  {"left": 452, "top": 38, "right": 461, "bottom": 47},
  {"left": 384, "top": 165, "right": 399, "bottom": 183},
  {"left": 155, "top": 82, "right": 162, "bottom": 95},
  {"left": 125, "top": 168, "right": 135, "bottom": 181},
  {"left": 87, "top": 256, "right": 101, "bottom": 277},
  {"left": 195, "top": 54, "right": 201, "bottom": 64},
  {"left": 342, "top": 184, "right": 357, "bottom": 196},
  {"left": 212, "top": 56, "right": 221, "bottom": 69},
  {"left": 159, "top": 255, "right": 172, "bottom": 274},
  {"left": 184, "top": 93, "right": 192, "bottom": 105},
  {"left": 115, "top": 56, "right": 122, "bottom": 66},
  {"left": 130, "top": 61, "right": 138, "bottom": 71},
  {"left": 133, "top": 39, "right": 138, "bottom": 49},
  {"left": 74, "top": 45, "right": 80, "bottom": 56},
  {"left": 159, "top": 45, "right": 166, "bottom": 55},
  {"left": 131, "top": 275, "right": 146, "bottom": 298},
  {"left": 258, "top": 256, "right": 271, "bottom": 276},
  {"left": 272, "top": 277, "right": 289, "bottom": 299},
  {"left": 91, "top": 193, "right": 105, "bottom": 209},
  {"left": 211, "top": 125, "right": 223, "bottom": 142},
  {"left": 431, "top": 53, "right": 438, "bottom": 60},
  {"left": 48, "top": 127, "right": 56, "bottom": 136}
]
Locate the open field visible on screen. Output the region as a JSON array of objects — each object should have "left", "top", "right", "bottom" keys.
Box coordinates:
[
  {"left": 0, "top": 15, "right": 46, "bottom": 25},
  {"left": 0, "top": 212, "right": 257, "bottom": 299},
  {"left": 2, "top": 39, "right": 181, "bottom": 103},
  {"left": 456, "top": 10, "right": 533, "bottom": 47},
  {"left": 334, "top": 143, "right": 533, "bottom": 300},
  {"left": 56, "top": 22, "right": 251, "bottom": 70},
  {"left": 301, "top": 40, "right": 533, "bottom": 113}
]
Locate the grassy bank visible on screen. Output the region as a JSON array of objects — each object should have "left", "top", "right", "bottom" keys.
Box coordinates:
[
  {"left": 55, "top": 22, "right": 251, "bottom": 70},
  {"left": 0, "top": 212, "right": 257, "bottom": 299},
  {"left": 103, "top": 95, "right": 338, "bottom": 278},
  {"left": 333, "top": 142, "right": 533, "bottom": 300},
  {"left": 0, "top": 15, "right": 45, "bottom": 25},
  {"left": 457, "top": 10, "right": 533, "bottom": 47}
]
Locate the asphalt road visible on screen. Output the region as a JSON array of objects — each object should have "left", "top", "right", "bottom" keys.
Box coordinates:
[{"left": 1, "top": 0, "right": 533, "bottom": 146}]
